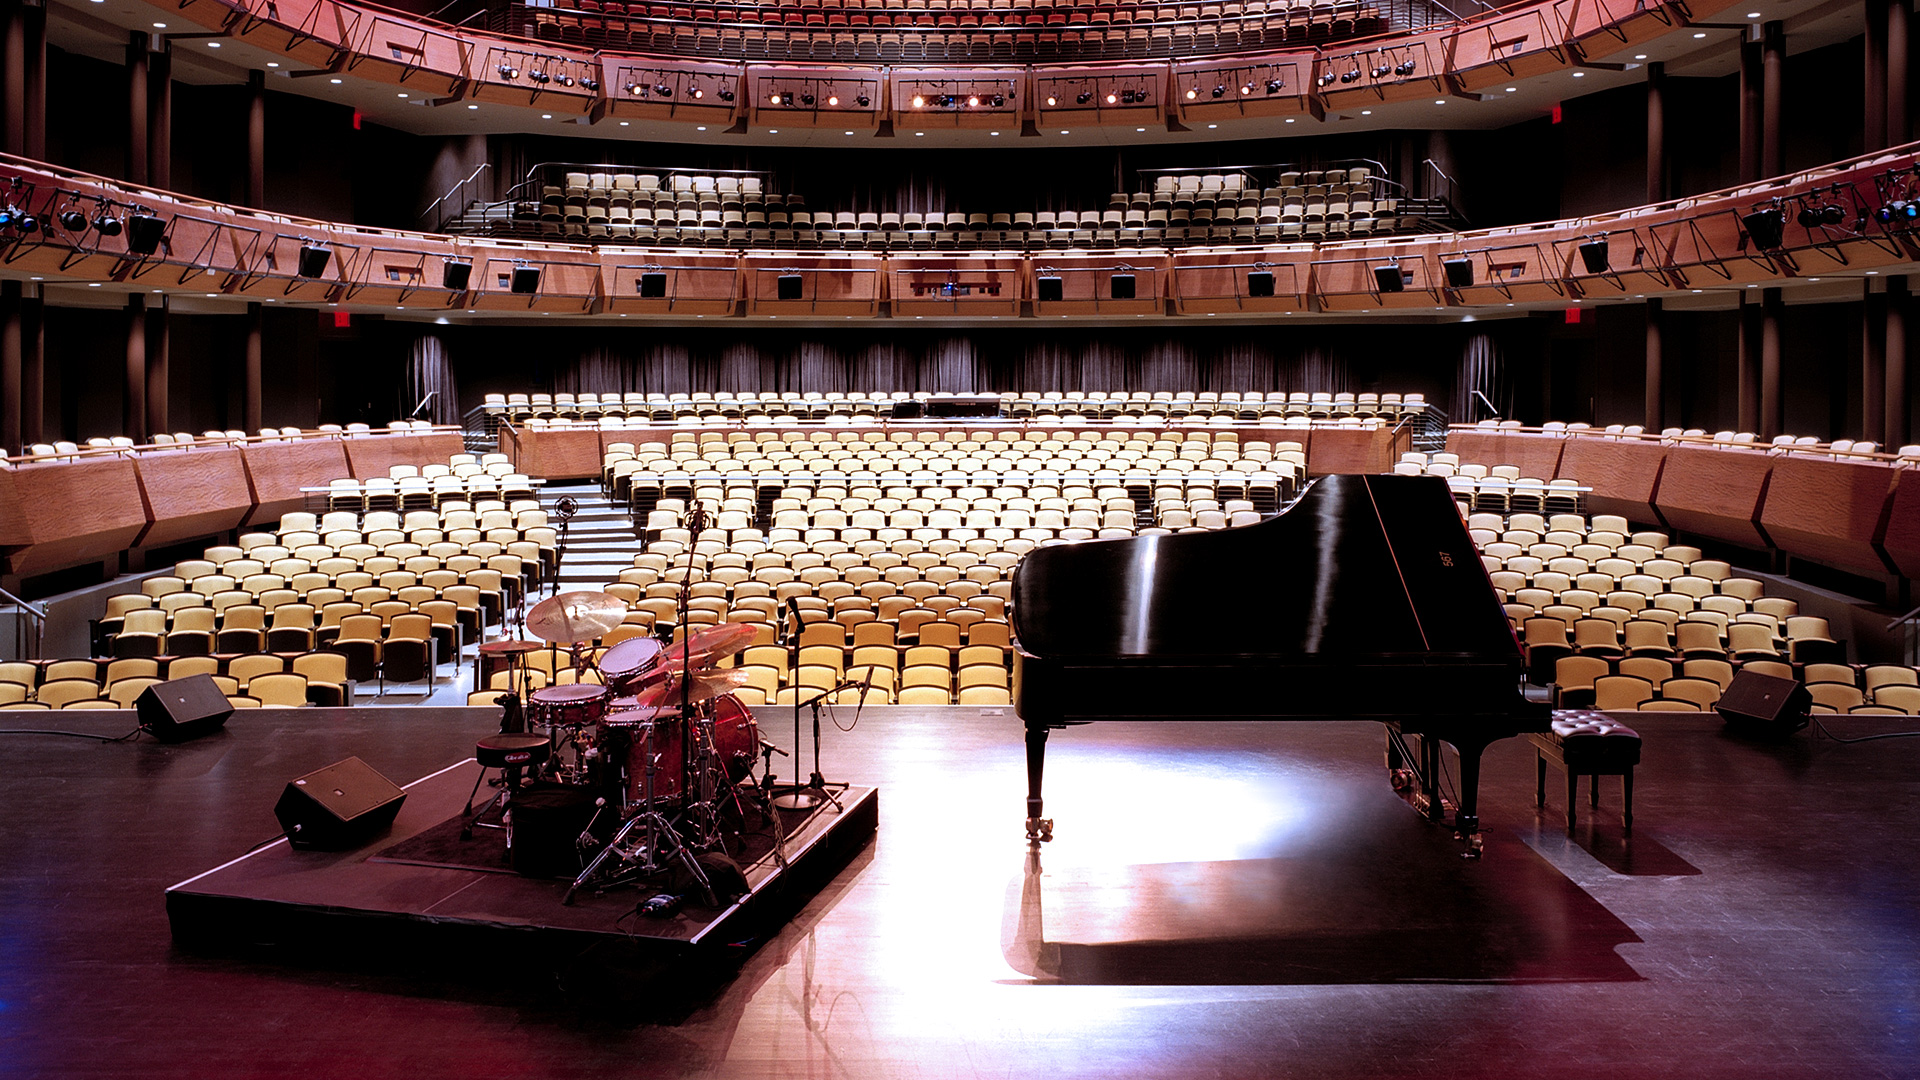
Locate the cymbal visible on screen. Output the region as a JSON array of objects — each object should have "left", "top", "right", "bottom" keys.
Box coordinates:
[
  {"left": 658, "top": 622, "right": 760, "bottom": 671},
  {"left": 626, "top": 666, "right": 751, "bottom": 709},
  {"left": 478, "top": 638, "right": 545, "bottom": 655},
  {"left": 526, "top": 591, "right": 629, "bottom": 643}
]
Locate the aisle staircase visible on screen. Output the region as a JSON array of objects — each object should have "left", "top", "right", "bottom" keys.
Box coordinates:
[{"left": 545, "top": 483, "right": 643, "bottom": 591}]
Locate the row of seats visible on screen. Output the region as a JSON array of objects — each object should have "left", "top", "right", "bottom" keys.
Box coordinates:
[
  {"left": 1462, "top": 421, "right": 1920, "bottom": 461},
  {"left": 1397, "top": 454, "right": 1583, "bottom": 516},
  {"left": 491, "top": 391, "right": 1425, "bottom": 422},
  {"left": 10, "top": 421, "right": 441, "bottom": 464},
  {"left": 0, "top": 653, "right": 352, "bottom": 710}
]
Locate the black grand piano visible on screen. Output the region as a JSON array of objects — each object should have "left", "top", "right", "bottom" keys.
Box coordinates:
[{"left": 1011, "top": 473, "right": 1549, "bottom": 855}]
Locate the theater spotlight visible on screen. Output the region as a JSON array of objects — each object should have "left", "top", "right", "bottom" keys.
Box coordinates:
[
  {"left": 856, "top": 93, "right": 871, "bottom": 107},
  {"left": 717, "top": 87, "right": 734, "bottom": 101},
  {"left": 1046, "top": 94, "right": 1058, "bottom": 106},
  {"left": 1442, "top": 256, "right": 1474, "bottom": 289},
  {"left": 1119, "top": 90, "right": 1134, "bottom": 104},
  {"left": 126, "top": 211, "right": 167, "bottom": 255},
  {"left": 624, "top": 83, "right": 639, "bottom": 95},
  {"left": 1373, "top": 263, "right": 1406, "bottom": 293},
  {"left": 800, "top": 92, "right": 814, "bottom": 105},
  {"left": 912, "top": 94, "right": 925, "bottom": 108},
  {"left": 92, "top": 211, "right": 122, "bottom": 237},
  {"left": 990, "top": 94, "right": 1004, "bottom": 107},
  {"left": 691, "top": 86, "right": 705, "bottom": 99},
  {"left": 1186, "top": 87, "right": 1199, "bottom": 100},
  {"left": 557, "top": 74, "right": 574, "bottom": 87},
  {"left": 58, "top": 209, "right": 87, "bottom": 232},
  {"left": 1265, "top": 79, "right": 1284, "bottom": 94},
  {"left": 1316, "top": 71, "right": 1337, "bottom": 88},
  {"left": 510, "top": 262, "right": 542, "bottom": 294},
  {"left": 1821, "top": 204, "right": 1846, "bottom": 225},
  {"left": 1106, "top": 91, "right": 1118, "bottom": 105},
  {"left": 441, "top": 259, "right": 472, "bottom": 291},
  {"left": 1795, "top": 204, "right": 1822, "bottom": 228},
  {"left": 653, "top": 83, "right": 672, "bottom": 97},
  {"left": 1340, "top": 65, "right": 1362, "bottom": 84},
  {"left": 1742, "top": 206, "right": 1786, "bottom": 250},
  {"left": 1372, "top": 63, "right": 1391, "bottom": 78},
  {"left": 770, "top": 91, "right": 785, "bottom": 105},
  {"left": 827, "top": 94, "right": 839, "bottom": 106},
  {"left": 296, "top": 240, "right": 331, "bottom": 278},
  {"left": 1240, "top": 81, "right": 1255, "bottom": 95},
  {"left": 11, "top": 210, "right": 36, "bottom": 234},
  {"left": 1578, "top": 236, "right": 1610, "bottom": 274},
  {"left": 1077, "top": 90, "right": 1093, "bottom": 104},
  {"left": 968, "top": 94, "right": 981, "bottom": 107},
  {"left": 580, "top": 77, "right": 598, "bottom": 91},
  {"left": 529, "top": 70, "right": 550, "bottom": 84},
  {"left": 0, "top": 206, "right": 14, "bottom": 229},
  {"left": 498, "top": 64, "right": 518, "bottom": 80},
  {"left": 1212, "top": 84, "right": 1226, "bottom": 98},
  {"left": 1396, "top": 59, "right": 1417, "bottom": 76}
]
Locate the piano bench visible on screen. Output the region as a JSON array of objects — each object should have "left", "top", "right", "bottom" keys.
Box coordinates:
[{"left": 1531, "top": 710, "right": 1642, "bottom": 832}]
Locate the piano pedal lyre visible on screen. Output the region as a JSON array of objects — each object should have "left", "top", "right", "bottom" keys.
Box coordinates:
[{"left": 1025, "top": 817, "right": 1054, "bottom": 843}]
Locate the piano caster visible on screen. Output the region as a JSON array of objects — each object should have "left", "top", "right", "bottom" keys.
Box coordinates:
[{"left": 1025, "top": 817, "right": 1053, "bottom": 844}]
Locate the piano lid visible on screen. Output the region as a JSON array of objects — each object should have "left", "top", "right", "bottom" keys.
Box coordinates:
[{"left": 1010, "top": 473, "right": 1519, "bottom": 663}]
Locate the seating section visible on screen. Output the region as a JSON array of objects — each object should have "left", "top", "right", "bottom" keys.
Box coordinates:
[
  {"left": 489, "top": 388, "right": 1426, "bottom": 426},
  {"left": 12, "top": 421, "right": 441, "bottom": 464},
  {"left": 1471, "top": 508, "right": 1900, "bottom": 714},
  {"left": 319, "top": 452, "right": 538, "bottom": 515},
  {"left": 493, "top": 165, "right": 1411, "bottom": 248},
  {"left": 511, "top": 0, "right": 1386, "bottom": 62}
]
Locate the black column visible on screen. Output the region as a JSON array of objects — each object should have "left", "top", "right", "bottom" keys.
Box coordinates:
[
  {"left": 1738, "top": 292, "right": 1760, "bottom": 435},
  {"left": 1739, "top": 37, "right": 1764, "bottom": 183},
  {"left": 22, "top": 285, "right": 40, "bottom": 446},
  {"left": 145, "top": 297, "right": 169, "bottom": 440},
  {"left": 1762, "top": 21, "right": 1785, "bottom": 179},
  {"left": 148, "top": 38, "right": 171, "bottom": 190},
  {"left": 21, "top": 0, "right": 39, "bottom": 159},
  {"left": 1870, "top": 0, "right": 1890, "bottom": 151},
  {"left": 246, "top": 70, "right": 266, "bottom": 209},
  {"left": 124, "top": 295, "right": 147, "bottom": 441},
  {"left": 245, "top": 302, "right": 263, "bottom": 432},
  {"left": 1761, "top": 287, "right": 1784, "bottom": 440},
  {"left": 1, "top": 0, "right": 23, "bottom": 156},
  {"left": 1866, "top": 282, "right": 1887, "bottom": 445},
  {"left": 1893, "top": 0, "right": 1912, "bottom": 145},
  {"left": 1891, "top": 276, "right": 1910, "bottom": 448},
  {"left": 126, "top": 32, "right": 148, "bottom": 184},
  {"left": 1, "top": 280, "right": 19, "bottom": 454},
  {"left": 1646, "top": 62, "right": 1667, "bottom": 203},
  {"left": 1645, "top": 298, "right": 1664, "bottom": 431}
]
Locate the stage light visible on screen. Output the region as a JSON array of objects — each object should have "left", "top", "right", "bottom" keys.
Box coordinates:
[
  {"left": 1241, "top": 82, "right": 1254, "bottom": 95},
  {"left": 1578, "top": 236, "right": 1610, "bottom": 273},
  {"left": 1046, "top": 93, "right": 1057, "bottom": 106},
  {"left": 1186, "top": 87, "right": 1198, "bottom": 100},
  {"left": 638, "top": 271, "right": 667, "bottom": 298},
  {"left": 1109, "top": 273, "right": 1135, "bottom": 300},
  {"left": 1077, "top": 91, "right": 1093, "bottom": 104},
  {"left": 1341, "top": 66, "right": 1362, "bottom": 84},
  {"left": 856, "top": 93, "right": 870, "bottom": 107},
  {"left": 800, "top": 92, "right": 814, "bottom": 105},
  {"left": 1106, "top": 91, "right": 1117, "bottom": 104},
  {"left": 1036, "top": 275, "right": 1063, "bottom": 302},
  {"left": 1120, "top": 89, "right": 1135, "bottom": 104},
  {"left": 654, "top": 84, "right": 672, "bottom": 97},
  {"left": 1442, "top": 257, "right": 1474, "bottom": 289},
  {"left": 1212, "top": 84, "right": 1226, "bottom": 98},
  {"left": 1317, "top": 71, "right": 1337, "bottom": 88},
  {"left": 777, "top": 273, "right": 802, "bottom": 300},
  {"left": 510, "top": 263, "right": 542, "bottom": 294},
  {"left": 58, "top": 209, "right": 86, "bottom": 232},
  {"left": 580, "top": 77, "right": 598, "bottom": 91},
  {"left": 498, "top": 64, "right": 518, "bottom": 80},
  {"left": 0, "top": 207, "right": 14, "bottom": 229},
  {"left": 557, "top": 74, "right": 574, "bottom": 87},
  {"left": 1266, "top": 79, "right": 1283, "bottom": 93},
  {"left": 1246, "top": 270, "right": 1275, "bottom": 297},
  {"left": 827, "top": 94, "right": 839, "bottom": 106},
  {"left": 912, "top": 94, "right": 925, "bottom": 107},
  {"left": 624, "top": 83, "right": 639, "bottom": 95},
  {"left": 1796, "top": 205, "right": 1822, "bottom": 228},
  {"left": 1821, "top": 204, "right": 1846, "bottom": 225},
  {"left": 1372, "top": 63, "right": 1390, "bottom": 78},
  {"left": 717, "top": 87, "right": 734, "bottom": 102},
  {"left": 12, "top": 211, "right": 35, "bottom": 234},
  {"left": 970, "top": 95, "right": 982, "bottom": 107},
  {"left": 691, "top": 86, "right": 704, "bottom": 99},
  {"left": 127, "top": 212, "right": 167, "bottom": 255},
  {"left": 1396, "top": 59, "right": 1417, "bottom": 76},
  {"left": 770, "top": 92, "right": 785, "bottom": 105},
  {"left": 92, "top": 211, "right": 122, "bottom": 237},
  {"left": 1878, "top": 203, "right": 1900, "bottom": 224},
  {"left": 530, "top": 70, "right": 550, "bottom": 84},
  {"left": 991, "top": 94, "right": 1004, "bottom": 107},
  {"left": 441, "top": 259, "right": 472, "bottom": 291},
  {"left": 1742, "top": 206, "right": 1786, "bottom": 250},
  {"left": 296, "top": 241, "right": 330, "bottom": 277},
  {"left": 1373, "top": 263, "right": 1406, "bottom": 293}
]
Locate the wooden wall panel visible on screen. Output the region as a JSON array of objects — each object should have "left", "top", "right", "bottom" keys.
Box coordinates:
[
  {"left": 241, "top": 440, "right": 351, "bottom": 526},
  {"left": 1305, "top": 427, "right": 1397, "bottom": 475},
  {"left": 505, "top": 429, "right": 604, "bottom": 479},
  {"left": 342, "top": 433, "right": 466, "bottom": 479},
  {"left": 133, "top": 450, "right": 253, "bottom": 549},
  {"left": 4, "top": 459, "right": 149, "bottom": 576},
  {"left": 1758, "top": 458, "right": 1897, "bottom": 576},
  {"left": 1446, "top": 429, "right": 1567, "bottom": 477},
  {"left": 1653, "top": 446, "right": 1773, "bottom": 551},
  {"left": 1553, "top": 437, "right": 1665, "bottom": 525},
  {"left": 1877, "top": 472, "right": 1920, "bottom": 579}
]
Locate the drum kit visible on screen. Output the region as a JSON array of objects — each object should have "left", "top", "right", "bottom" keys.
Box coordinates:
[{"left": 482, "top": 588, "right": 787, "bottom": 908}]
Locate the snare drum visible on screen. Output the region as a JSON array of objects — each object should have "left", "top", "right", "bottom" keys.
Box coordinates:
[
  {"left": 527, "top": 683, "right": 610, "bottom": 729},
  {"left": 615, "top": 693, "right": 761, "bottom": 806},
  {"left": 598, "top": 636, "right": 663, "bottom": 694}
]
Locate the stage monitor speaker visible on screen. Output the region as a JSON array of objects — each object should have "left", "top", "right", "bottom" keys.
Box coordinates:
[
  {"left": 638, "top": 271, "right": 667, "bottom": 298},
  {"left": 1246, "top": 270, "right": 1275, "bottom": 298},
  {"left": 440, "top": 260, "right": 472, "bottom": 291},
  {"left": 135, "top": 674, "right": 233, "bottom": 743},
  {"left": 510, "top": 266, "right": 542, "bottom": 294},
  {"left": 1715, "top": 670, "right": 1811, "bottom": 736},
  {"left": 274, "top": 756, "right": 408, "bottom": 850},
  {"left": 1109, "top": 273, "right": 1135, "bottom": 300},
  {"left": 1036, "top": 275, "right": 1063, "bottom": 302},
  {"left": 776, "top": 273, "right": 803, "bottom": 300}
]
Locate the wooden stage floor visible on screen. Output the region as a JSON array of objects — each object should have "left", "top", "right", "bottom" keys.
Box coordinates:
[{"left": 1, "top": 702, "right": 1916, "bottom": 1079}]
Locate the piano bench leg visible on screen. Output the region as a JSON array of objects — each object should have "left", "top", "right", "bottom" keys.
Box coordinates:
[{"left": 1566, "top": 771, "right": 1580, "bottom": 830}]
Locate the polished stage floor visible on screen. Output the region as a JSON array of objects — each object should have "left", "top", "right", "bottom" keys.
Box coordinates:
[{"left": 2, "top": 702, "right": 1916, "bottom": 1079}]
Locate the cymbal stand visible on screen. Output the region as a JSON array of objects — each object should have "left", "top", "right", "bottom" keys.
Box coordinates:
[
  {"left": 672, "top": 500, "right": 728, "bottom": 851},
  {"left": 564, "top": 711, "right": 715, "bottom": 906},
  {"left": 754, "top": 736, "right": 790, "bottom": 869},
  {"left": 772, "top": 601, "right": 820, "bottom": 810}
]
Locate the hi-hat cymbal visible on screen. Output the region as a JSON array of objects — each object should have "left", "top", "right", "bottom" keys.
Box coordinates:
[
  {"left": 526, "top": 591, "right": 629, "bottom": 643},
  {"left": 627, "top": 666, "right": 751, "bottom": 708},
  {"left": 657, "top": 622, "right": 760, "bottom": 672}
]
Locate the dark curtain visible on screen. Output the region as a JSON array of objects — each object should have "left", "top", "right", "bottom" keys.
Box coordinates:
[
  {"left": 923, "top": 336, "right": 982, "bottom": 392},
  {"left": 1453, "top": 330, "right": 1507, "bottom": 423},
  {"left": 404, "top": 334, "right": 459, "bottom": 425},
  {"left": 1136, "top": 338, "right": 1201, "bottom": 392}
]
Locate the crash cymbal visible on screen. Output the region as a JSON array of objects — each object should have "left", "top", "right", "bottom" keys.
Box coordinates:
[
  {"left": 627, "top": 666, "right": 751, "bottom": 709},
  {"left": 657, "top": 622, "right": 760, "bottom": 672},
  {"left": 478, "top": 638, "right": 544, "bottom": 655},
  {"left": 526, "top": 591, "right": 629, "bottom": 643}
]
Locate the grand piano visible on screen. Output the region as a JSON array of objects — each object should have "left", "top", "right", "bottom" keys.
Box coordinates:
[{"left": 1011, "top": 473, "right": 1549, "bottom": 855}]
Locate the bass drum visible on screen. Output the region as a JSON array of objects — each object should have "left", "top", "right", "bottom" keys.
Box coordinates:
[{"left": 617, "top": 693, "right": 761, "bottom": 807}]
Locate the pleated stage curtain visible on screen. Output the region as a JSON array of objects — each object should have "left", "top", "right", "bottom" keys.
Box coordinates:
[{"left": 404, "top": 334, "right": 459, "bottom": 425}]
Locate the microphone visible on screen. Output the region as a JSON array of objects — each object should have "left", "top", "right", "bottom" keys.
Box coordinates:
[{"left": 786, "top": 597, "right": 806, "bottom": 629}]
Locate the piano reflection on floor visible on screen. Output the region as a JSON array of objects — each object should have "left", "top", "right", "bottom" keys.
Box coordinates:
[{"left": 1010, "top": 473, "right": 1549, "bottom": 856}]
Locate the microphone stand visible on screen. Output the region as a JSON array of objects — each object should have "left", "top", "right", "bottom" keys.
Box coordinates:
[{"left": 772, "top": 598, "right": 822, "bottom": 811}]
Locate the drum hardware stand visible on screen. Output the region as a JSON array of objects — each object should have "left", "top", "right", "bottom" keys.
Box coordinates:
[
  {"left": 773, "top": 599, "right": 822, "bottom": 810},
  {"left": 564, "top": 714, "right": 716, "bottom": 907},
  {"left": 774, "top": 684, "right": 853, "bottom": 814},
  {"left": 754, "top": 737, "right": 791, "bottom": 868}
]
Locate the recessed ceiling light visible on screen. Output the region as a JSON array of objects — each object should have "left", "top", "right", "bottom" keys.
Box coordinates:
[
  {"left": 622, "top": 121, "right": 631, "bottom": 126},
  {"left": 915, "top": 131, "right": 924, "bottom": 136},
  {"left": 397, "top": 92, "right": 408, "bottom": 98},
  {"left": 1208, "top": 123, "right": 1217, "bottom": 128},
  {"left": 1136, "top": 127, "right": 1145, "bottom": 132},
  {"left": 1359, "top": 110, "right": 1370, "bottom": 115},
  {"left": 1693, "top": 31, "right": 1706, "bottom": 37},
  {"left": 1060, "top": 129, "right": 1069, "bottom": 134},
  {"left": 151, "top": 21, "right": 166, "bottom": 27},
  {"left": 1435, "top": 98, "right": 1446, "bottom": 103},
  {"left": 990, "top": 131, "right": 1000, "bottom": 136},
  {"left": 769, "top": 129, "right": 778, "bottom": 133},
  {"left": 1635, "top": 54, "right": 1648, "bottom": 59},
  {"left": 467, "top": 104, "right": 478, "bottom": 109},
  {"left": 1505, "top": 86, "right": 1517, "bottom": 92},
  {"left": 1746, "top": 10, "right": 1760, "bottom": 15},
  {"left": 1285, "top": 118, "right": 1295, "bottom": 123},
  {"left": 88, "top": 283, "right": 100, "bottom": 287},
  {"left": 541, "top": 113, "right": 552, "bottom": 119},
  {"left": 207, "top": 42, "right": 220, "bottom": 47},
  {"left": 267, "top": 62, "right": 279, "bottom": 67},
  {"left": 845, "top": 130, "right": 854, "bottom": 135},
  {"left": 330, "top": 78, "right": 342, "bottom": 84}
]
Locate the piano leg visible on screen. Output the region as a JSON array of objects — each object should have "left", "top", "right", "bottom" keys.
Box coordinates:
[
  {"left": 1455, "top": 742, "right": 1485, "bottom": 859},
  {"left": 1025, "top": 722, "right": 1053, "bottom": 844}
]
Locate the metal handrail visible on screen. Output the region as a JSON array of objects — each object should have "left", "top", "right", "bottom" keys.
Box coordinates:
[
  {"left": 419, "top": 162, "right": 493, "bottom": 233},
  {"left": 0, "top": 584, "right": 47, "bottom": 661}
]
